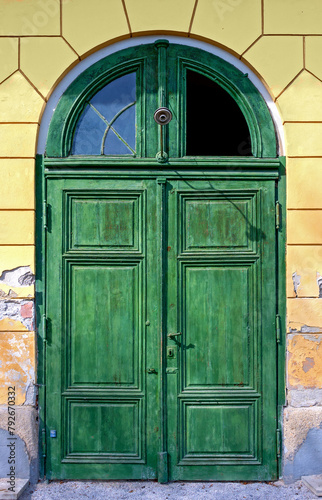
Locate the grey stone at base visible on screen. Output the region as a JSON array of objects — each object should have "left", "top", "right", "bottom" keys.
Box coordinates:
[
  {"left": 302, "top": 475, "right": 322, "bottom": 497},
  {"left": 0, "top": 479, "right": 29, "bottom": 500},
  {"left": 0, "top": 407, "right": 38, "bottom": 485}
]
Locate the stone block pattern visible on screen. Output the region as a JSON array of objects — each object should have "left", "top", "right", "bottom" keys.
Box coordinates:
[{"left": 0, "top": 0, "right": 321, "bottom": 482}]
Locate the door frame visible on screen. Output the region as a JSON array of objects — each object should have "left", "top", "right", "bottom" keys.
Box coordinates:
[{"left": 36, "top": 40, "right": 286, "bottom": 480}]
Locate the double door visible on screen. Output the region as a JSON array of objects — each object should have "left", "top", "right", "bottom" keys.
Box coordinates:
[{"left": 45, "top": 172, "right": 278, "bottom": 481}]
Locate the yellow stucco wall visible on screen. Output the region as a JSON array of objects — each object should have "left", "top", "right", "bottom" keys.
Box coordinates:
[{"left": 1, "top": 0, "right": 322, "bottom": 462}]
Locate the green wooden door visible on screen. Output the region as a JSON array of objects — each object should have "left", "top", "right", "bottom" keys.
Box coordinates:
[
  {"left": 45, "top": 172, "right": 277, "bottom": 481},
  {"left": 42, "top": 41, "right": 281, "bottom": 482}
]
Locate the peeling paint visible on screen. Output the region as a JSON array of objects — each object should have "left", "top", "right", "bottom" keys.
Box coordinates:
[
  {"left": 303, "top": 357, "right": 315, "bottom": 373},
  {"left": 0, "top": 289, "right": 18, "bottom": 299},
  {"left": 318, "top": 272, "right": 322, "bottom": 298},
  {"left": 299, "top": 324, "right": 322, "bottom": 333},
  {"left": 0, "top": 300, "right": 34, "bottom": 331},
  {"left": 284, "top": 407, "right": 322, "bottom": 461},
  {"left": 288, "top": 323, "right": 322, "bottom": 334},
  {"left": 284, "top": 426, "right": 322, "bottom": 482},
  {"left": 0, "top": 266, "right": 35, "bottom": 300},
  {"left": 20, "top": 302, "right": 33, "bottom": 319},
  {"left": 0, "top": 266, "right": 35, "bottom": 287},
  {"left": 288, "top": 334, "right": 322, "bottom": 389},
  {"left": 292, "top": 272, "right": 301, "bottom": 297},
  {"left": 23, "top": 383, "right": 37, "bottom": 406},
  {"left": 0, "top": 332, "right": 35, "bottom": 405}
]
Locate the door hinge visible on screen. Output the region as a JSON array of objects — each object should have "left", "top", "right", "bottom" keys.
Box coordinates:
[
  {"left": 275, "top": 201, "right": 280, "bottom": 230},
  {"left": 42, "top": 428, "right": 46, "bottom": 458},
  {"left": 276, "top": 314, "right": 281, "bottom": 344},
  {"left": 276, "top": 428, "right": 281, "bottom": 458},
  {"left": 43, "top": 201, "right": 48, "bottom": 230},
  {"left": 42, "top": 314, "right": 48, "bottom": 342},
  {"left": 43, "top": 202, "right": 51, "bottom": 231}
]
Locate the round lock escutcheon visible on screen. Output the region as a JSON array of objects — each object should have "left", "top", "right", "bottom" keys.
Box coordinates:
[{"left": 154, "top": 107, "right": 172, "bottom": 125}]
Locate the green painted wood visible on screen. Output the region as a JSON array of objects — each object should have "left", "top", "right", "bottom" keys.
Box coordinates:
[
  {"left": 45, "top": 177, "right": 160, "bottom": 479},
  {"left": 44, "top": 156, "right": 280, "bottom": 170},
  {"left": 185, "top": 266, "right": 250, "bottom": 387},
  {"left": 277, "top": 156, "right": 286, "bottom": 477},
  {"left": 42, "top": 40, "right": 283, "bottom": 482},
  {"left": 35, "top": 154, "right": 46, "bottom": 478},
  {"left": 46, "top": 43, "right": 277, "bottom": 159},
  {"left": 44, "top": 172, "right": 279, "bottom": 481},
  {"left": 166, "top": 177, "right": 277, "bottom": 481},
  {"left": 157, "top": 452, "right": 169, "bottom": 484},
  {"left": 70, "top": 196, "right": 138, "bottom": 250},
  {"left": 46, "top": 45, "right": 157, "bottom": 157},
  {"left": 70, "top": 265, "right": 138, "bottom": 385}
]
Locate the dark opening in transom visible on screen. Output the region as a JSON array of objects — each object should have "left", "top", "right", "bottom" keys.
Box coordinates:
[{"left": 186, "top": 70, "right": 252, "bottom": 156}]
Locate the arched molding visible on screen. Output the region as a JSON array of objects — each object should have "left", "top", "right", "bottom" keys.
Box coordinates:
[{"left": 38, "top": 36, "right": 284, "bottom": 156}]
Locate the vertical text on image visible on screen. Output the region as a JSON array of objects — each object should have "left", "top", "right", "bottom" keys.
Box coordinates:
[{"left": 7, "top": 386, "right": 16, "bottom": 493}]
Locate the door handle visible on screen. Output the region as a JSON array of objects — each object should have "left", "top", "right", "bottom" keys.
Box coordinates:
[
  {"left": 167, "top": 332, "right": 182, "bottom": 339},
  {"left": 147, "top": 368, "right": 157, "bottom": 374}
]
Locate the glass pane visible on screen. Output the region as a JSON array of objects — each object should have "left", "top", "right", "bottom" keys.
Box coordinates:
[
  {"left": 72, "top": 105, "right": 106, "bottom": 155},
  {"left": 186, "top": 70, "right": 252, "bottom": 156},
  {"left": 104, "top": 103, "right": 136, "bottom": 154},
  {"left": 72, "top": 72, "right": 136, "bottom": 155}
]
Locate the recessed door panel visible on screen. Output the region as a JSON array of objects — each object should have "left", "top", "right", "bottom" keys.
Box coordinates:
[
  {"left": 183, "top": 199, "right": 249, "bottom": 251},
  {"left": 69, "top": 263, "right": 141, "bottom": 387},
  {"left": 183, "top": 264, "right": 252, "bottom": 388},
  {"left": 66, "top": 192, "right": 142, "bottom": 252},
  {"left": 66, "top": 399, "right": 143, "bottom": 461},
  {"left": 181, "top": 400, "right": 257, "bottom": 462}
]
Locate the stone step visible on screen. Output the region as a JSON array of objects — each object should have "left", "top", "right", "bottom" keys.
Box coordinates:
[
  {"left": 302, "top": 475, "right": 322, "bottom": 497},
  {"left": 0, "top": 479, "right": 29, "bottom": 500}
]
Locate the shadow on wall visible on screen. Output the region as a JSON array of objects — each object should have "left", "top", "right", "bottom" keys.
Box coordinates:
[{"left": 284, "top": 426, "right": 322, "bottom": 482}]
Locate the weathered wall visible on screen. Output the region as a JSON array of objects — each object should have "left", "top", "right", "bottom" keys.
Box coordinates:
[{"left": 1, "top": 0, "right": 322, "bottom": 482}]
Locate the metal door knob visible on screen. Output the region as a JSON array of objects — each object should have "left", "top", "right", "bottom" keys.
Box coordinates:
[{"left": 154, "top": 107, "right": 172, "bottom": 125}]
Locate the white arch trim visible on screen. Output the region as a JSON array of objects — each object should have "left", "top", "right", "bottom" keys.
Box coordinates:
[{"left": 37, "top": 35, "right": 285, "bottom": 155}]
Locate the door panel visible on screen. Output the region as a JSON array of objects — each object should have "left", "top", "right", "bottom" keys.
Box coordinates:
[
  {"left": 69, "top": 263, "right": 140, "bottom": 387},
  {"left": 181, "top": 400, "right": 256, "bottom": 459},
  {"left": 66, "top": 398, "right": 141, "bottom": 458},
  {"left": 183, "top": 199, "right": 250, "bottom": 251},
  {"left": 45, "top": 174, "right": 277, "bottom": 481},
  {"left": 68, "top": 194, "right": 141, "bottom": 252},
  {"left": 183, "top": 265, "right": 251, "bottom": 388}
]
